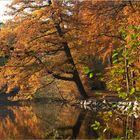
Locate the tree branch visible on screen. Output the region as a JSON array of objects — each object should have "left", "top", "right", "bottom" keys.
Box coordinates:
[
  {"left": 45, "top": 46, "right": 64, "bottom": 55},
  {"left": 97, "top": 33, "right": 126, "bottom": 42},
  {"left": 52, "top": 74, "right": 73, "bottom": 81}
]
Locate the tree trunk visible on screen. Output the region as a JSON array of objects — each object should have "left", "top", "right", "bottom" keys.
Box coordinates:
[
  {"left": 131, "top": 70, "right": 135, "bottom": 89},
  {"left": 124, "top": 46, "right": 130, "bottom": 93},
  {"left": 55, "top": 24, "right": 88, "bottom": 99}
]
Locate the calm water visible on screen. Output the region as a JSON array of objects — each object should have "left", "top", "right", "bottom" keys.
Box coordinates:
[{"left": 0, "top": 101, "right": 140, "bottom": 139}]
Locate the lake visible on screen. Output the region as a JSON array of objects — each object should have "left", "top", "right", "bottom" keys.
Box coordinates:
[{"left": 0, "top": 100, "right": 140, "bottom": 139}]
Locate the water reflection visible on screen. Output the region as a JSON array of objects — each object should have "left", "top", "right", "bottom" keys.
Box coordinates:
[{"left": 0, "top": 102, "right": 140, "bottom": 139}]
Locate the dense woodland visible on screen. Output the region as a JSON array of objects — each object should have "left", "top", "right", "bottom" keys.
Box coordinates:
[{"left": 0, "top": 0, "right": 140, "bottom": 101}]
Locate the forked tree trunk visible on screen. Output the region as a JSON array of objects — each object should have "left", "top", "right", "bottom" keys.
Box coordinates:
[
  {"left": 55, "top": 24, "right": 88, "bottom": 99},
  {"left": 48, "top": 0, "right": 87, "bottom": 99}
]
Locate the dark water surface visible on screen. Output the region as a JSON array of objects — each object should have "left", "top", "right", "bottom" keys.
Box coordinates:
[{"left": 0, "top": 101, "right": 140, "bottom": 139}]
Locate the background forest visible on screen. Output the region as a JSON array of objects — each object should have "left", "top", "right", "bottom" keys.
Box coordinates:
[{"left": 0, "top": 0, "right": 139, "bottom": 101}]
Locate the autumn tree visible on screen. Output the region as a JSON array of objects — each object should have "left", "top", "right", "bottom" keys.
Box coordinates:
[
  {"left": 76, "top": 0, "right": 140, "bottom": 90},
  {"left": 0, "top": 0, "right": 90, "bottom": 99},
  {"left": 0, "top": 0, "right": 139, "bottom": 100},
  {"left": 74, "top": 0, "right": 138, "bottom": 62}
]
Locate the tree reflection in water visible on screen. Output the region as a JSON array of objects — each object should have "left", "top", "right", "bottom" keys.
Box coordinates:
[
  {"left": 0, "top": 102, "right": 140, "bottom": 139},
  {"left": 0, "top": 106, "right": 42, "bottom": 139}
]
